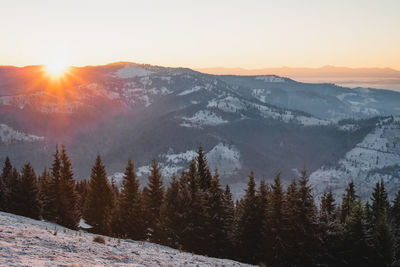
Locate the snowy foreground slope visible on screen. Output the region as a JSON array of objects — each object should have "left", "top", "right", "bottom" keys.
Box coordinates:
[{"left": 0, "top": 212, "right": 252, "bottom": 267}]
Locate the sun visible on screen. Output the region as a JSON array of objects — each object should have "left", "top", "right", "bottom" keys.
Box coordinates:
[{"left": 44, "top": 61, "right": 70, "bottom": 79}]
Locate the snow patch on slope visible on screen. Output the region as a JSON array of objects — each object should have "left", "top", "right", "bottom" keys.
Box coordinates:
[
  {"left": 207, "top": 143, "right": 241, "bottom": 175},
  {"left": 178, "top": 85, "right": 203, "bottom": 96},
  {"left": 181, "top": 110, "right": 228, "bottom": 128},
  {"left": 310, "top": 117, "right": 400, "bottom": 200},
  {"left": 0, "top": 212, "right": 251, "bottom": 266},
  {"left": 255, "top": 76, "right": 285, "bottom": 83},
  {"left": 115, "top": 65, "right": 153, "bottom": 79},
  {"left": 0, "top": 124, "right": 44, "bottom": 143}
]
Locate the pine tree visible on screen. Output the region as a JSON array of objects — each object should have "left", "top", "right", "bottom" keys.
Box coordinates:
[
  {"left": 180, "top": 159, "right": 207, "bottom": 254},
  {"left": 117, "top": 159, "right": 145, "bottom": 240},
  {"left": 159, "top": 175, "right": 186, "bottom": 248},
  {"left": 203, "top": 170, "right": 232, "bottom": 257},
  {"left": 392, "top": 191, "right": 400, "bottom": 266},
  {"left": 58, "top": 146, "right": 80, "bottom": 229},
  {"left": 235, "top": 171, "right": 260, "bottom": 263},
  {"left": 1, "top": 157, "right": 13, "bottom": 211},
  {"left": 255, "top": 179, "right": 270, "bottom": 263},
  {"left": 369, "top": 180, "right": 393, "bottom": 267},
  {"left": 343, "top": 200, "right": 371, "bottom": 266},
  {"left": 42, "top": 146, "right": 62, "bottom": 222},
  {"left": 143, "top": 159, "right": 164, "bottom": 242},
  {"left": 320, "top": 191, "right": 336, "bottom": 224},
  {"left": 319, "top": 191, "right": 342, "bottom": 266},
  {"left": 283, "top": 179, "right": 299, "bottom": 266},
  {"left": 18, "top": 162, "right": 41, "bottom": 219},
  {"left": 223, "top": 184, "right": 235, "bottom": 258},
  {"left": 196, "top": 146, "right": 212, "bottom": 191},
  {"left": 8, "top": 167, "right": 22, "bottom": 215},
  {"left": 341, "top": 181, "right": 357, "bottom": 223},
  {"left": 267, "top": 173, "right": 285, "bottom": 266},
  {"left": 295, "top": 170, "right": 319, "bottom": 266},
  {"left": 84, "top": 154, "right": 113, "bottom": 234}
]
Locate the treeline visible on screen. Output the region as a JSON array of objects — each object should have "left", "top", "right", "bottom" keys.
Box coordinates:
[{"left": 0, "top": 146, "right": 400, "bottom": 266}]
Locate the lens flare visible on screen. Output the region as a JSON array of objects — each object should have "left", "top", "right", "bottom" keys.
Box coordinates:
[{"left": 44, "top": 61, "right": 70, "bottom": 79}]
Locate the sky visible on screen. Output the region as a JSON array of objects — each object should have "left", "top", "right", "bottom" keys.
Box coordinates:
[{"left": 1, "top": 0, "right": 399, "bottom": 69}]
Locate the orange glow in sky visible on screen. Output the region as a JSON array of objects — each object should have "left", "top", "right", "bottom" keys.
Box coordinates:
[{"left": 0, "top": 0, "right": 399, "bottom": 70}]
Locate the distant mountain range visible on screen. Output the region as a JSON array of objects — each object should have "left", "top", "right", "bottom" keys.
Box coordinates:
[
  {"left": 1, "top": 62, "right": 400, "bottom": 199},
  {"left": 196, "top": 66, "right": 400, "bottom": 91}
]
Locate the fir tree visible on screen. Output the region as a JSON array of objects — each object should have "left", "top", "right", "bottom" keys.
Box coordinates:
[
  {"left": 255, "top": 179, "right": 270, "bottom": 264},
  {"left": 117, "top": 159, "right": 145, "bottom": 240},
  {"left": 283, "top": 179, "right": 299, "bottom": 266},
  {"left": 18, "top": 162, "right": 41, "bottom": 219},
  {"left": 1, "top": 157, "right": 13, "bottom": 211},
  {"left": 235, "top": 171, "right": 260, "bottom": 263},
  {"left": 43, "top": 146, "right": 62, "bottom": 222},
  {"left": 180, "top": 159, "right": 207, "bottom": 254},
  {"left": 223, "top": 184, "right": 235, "bottom": 258},
  {"left": 58, "top": 146, "right": 80, "bottom": 229},
  {"left": 143, "top": 159, "right": 164, "bottom": 242},
  {"left": 392, "top": 191, "right": 400, "bottom": 266},
  {"left": 159, "top": 175, "right": 186, "bottom": 248},
  {"left": 369, "top": 180, "right": 393, "bottom": 267},
  {"left": 319, "top": 191, "right": 342, "bottom": 266},
  {"left": 320, "top": 191, "right": 336, "bottom": 224},
  {"left": 295, "top": 170, "right": 319, "bottom": 266},
  {"left": 203, "top": 170, "right": 232, "bottom": 257},
  {"left": 267, "top": 173, "right": 285, "bottom": 266},
  {"left": 8, "top": 167, "right": 22, "bottom": 215},
  {"left": 343, "top": 200, "right": 371, "bottom": 266},
  {"left": 341, "top": 181, "right": 357, "bottom": 223},
  {"left": 196, "top": 146, "right": 212, "bottom": 191},
  {"left": 84, "top": 154, "right": 114, "bottom": 234}
]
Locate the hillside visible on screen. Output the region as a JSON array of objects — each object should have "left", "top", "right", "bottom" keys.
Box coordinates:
[
  {"left": 1, "top": 62, "right": 400, "bottom": 199},
  {"left": 0, "top": 211, "right": 251, "bottom": 267}
]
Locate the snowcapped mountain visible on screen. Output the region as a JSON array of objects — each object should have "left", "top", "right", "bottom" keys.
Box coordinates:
[
  {"left": 1, "top": 62, "right": 400, "bottom": 199},
  {"left": 0, "top": 211, "right": 252, "bottom": 266}
]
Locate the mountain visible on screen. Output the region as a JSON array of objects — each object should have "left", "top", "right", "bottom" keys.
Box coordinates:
[
  {"left": 0, "top": 211, "right": 251, "bottom": 266},
  {"left": 197, "top": 66, "right": 400, "bottom": 91},
  {"left": 1, "top": 62, "right": 400, "bottom": 199},
  {"left": 196, "top": 66, "right": 400, "bottom": 78}
]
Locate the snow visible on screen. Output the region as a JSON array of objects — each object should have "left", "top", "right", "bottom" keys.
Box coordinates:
[
  {"left": 78, "top": 218, "right": 92, "bottom": 229},
  {"left": 310, "top": 117, "right": 400, "bottom": 200},
  {"left": 115, "top": 65, "right": 153, "bottom": 79},
  {"left": 206, "top": 143, "right": 241, "bottom": 175},
  {"left": 0, "top": 212, "right": 252, "bottom": 267},
  {"left": 139, "top": 95, "right": 151, "bottom": 107},
  {"left": 136, "top": 143, "right": 242, "bottom": 180},
  {"left": 0, "top": 124, "right": 44, "bottom": 143},
  {"left": 181, "top": 110, "right": 228, "bottom": 128},
  {"left": 251, "top": 89, "right": 271, "bottom": 103},
  {"left": 164, "top": 150, "right": 197, "bottom": 164},
  {"left": 255, "top": 76, "right": 285, "bottom": 83},
  {"left": 207, "top": 96, "right": 247, "bottom": 113},
  {"left": 178, "top": 85, "right": 203, "bottom": 96}
]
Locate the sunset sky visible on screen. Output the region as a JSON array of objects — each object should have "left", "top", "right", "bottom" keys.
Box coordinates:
[{"left": 1, "top": 0, "right": 399, "bottom": 69}]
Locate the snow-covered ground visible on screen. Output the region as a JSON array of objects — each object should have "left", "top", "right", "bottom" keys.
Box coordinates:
[{"left": 0, "top": 212, "right": 252, "bottom": 267}]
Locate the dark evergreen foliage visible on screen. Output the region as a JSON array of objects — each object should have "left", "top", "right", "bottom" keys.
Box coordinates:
[
  {"left": 1, "top": 146, "right": 398, "bottom": 266},
  {"left": 143, "top": 159, "right": 164, "bottom": 242},
  {"left": 18, "top": 162, "right": 41, "bottom": 219},
  {"left": 116, "top": 159, "right": 145, "bottom": 240},
  {"left": 84, "top": 154, "right": 114, "bottom": 234}
]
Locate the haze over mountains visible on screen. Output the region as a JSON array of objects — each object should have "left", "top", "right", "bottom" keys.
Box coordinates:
[
  {"left": 197, "top": 66, "right": 400, "bottom": 91},
  {"left": 1, "top": 62, "right": 400, "bottom": 199}
]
